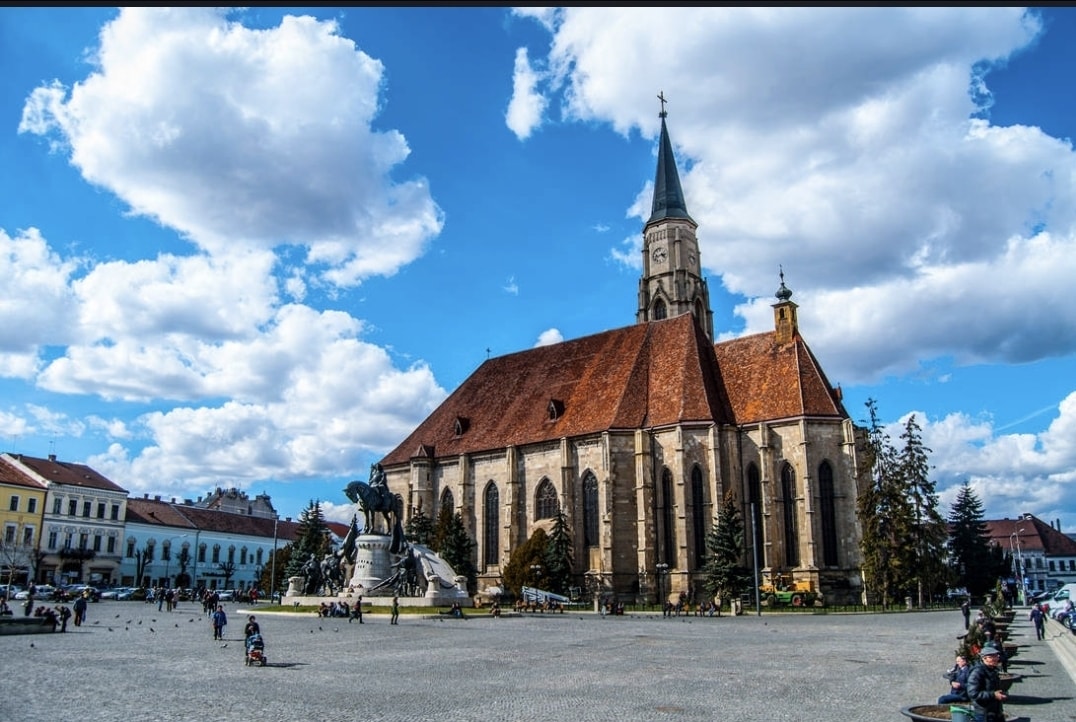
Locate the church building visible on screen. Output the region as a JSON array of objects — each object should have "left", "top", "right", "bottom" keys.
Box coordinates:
[{"left": 380, "top": 108, "right": 866, "bottom": 606}]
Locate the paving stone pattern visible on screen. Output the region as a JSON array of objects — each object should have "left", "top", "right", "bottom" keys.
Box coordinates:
[{"left": 2, "top": 603, "right": 1075, "bottom": 722}]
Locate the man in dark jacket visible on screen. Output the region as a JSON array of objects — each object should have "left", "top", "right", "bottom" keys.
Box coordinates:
[
  {"left": 938, "top": 654, "right": 971, "bottom": 704},
  {"left": 966, "top": 647, "right": 1007, "bottom": 722}
]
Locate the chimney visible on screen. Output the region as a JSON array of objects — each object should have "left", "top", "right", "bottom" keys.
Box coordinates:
[{"left": 48, "top": 453, "right": 56, "bottom": 462}]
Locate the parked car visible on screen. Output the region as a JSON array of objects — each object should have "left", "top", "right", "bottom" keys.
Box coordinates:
[
  {"left": 115, "top": 587, "right": 137, "bottom": 601},
  {"left": 216, "top": 590, "right": 235, "bottom": 602},
  {"left": 14, "top": 584, "right": 57, "bottom": 600},
  {"left": 59, "top": 584, "right": 100, "bottom": 602},
  {"left": 99, "top": 587, "right": 134, "bottom": 600}
]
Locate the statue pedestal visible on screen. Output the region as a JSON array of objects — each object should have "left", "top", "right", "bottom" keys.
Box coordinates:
[{"left": 348, "top": 534, "right": 394, "bottom": 595}]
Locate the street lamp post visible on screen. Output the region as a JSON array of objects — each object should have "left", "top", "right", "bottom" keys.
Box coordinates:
[
  {"left": 269, "top": 515, "right": 279, "bottom": 603},
  {"left": 1010, "top": 528, "right": 1026, "bottom": 605}
]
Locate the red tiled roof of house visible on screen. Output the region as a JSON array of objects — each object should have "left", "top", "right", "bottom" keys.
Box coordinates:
[
  {"left": 986, "top": 516, "right": 1076, "bottom": 556},
  {"left": 7, "top": 453, "right": 127, "bottom": 493},
  {"left": 126, "top": 496, "right": 301, "bottom": 542},
  {"left": 382, "top": 315, "right": 846, "bottom": 466},
  {"left": 0, "top": 456, "right": 47, "bottom": 490}
]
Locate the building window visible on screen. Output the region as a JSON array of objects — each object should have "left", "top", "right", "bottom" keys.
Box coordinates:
[
  {"left": 1049, "top": 560, "right": 1056, "bottom": 572},
  {"left": 582, "top": 472, "right": 599, "bottom": 548},
  {"left": 27, "top": 498, "right": 36, "bottom": 514},
  {"left": 483, "top": 482, "right": 499, "bottom": 566},
  {"left": 212, "top": 545, "right": 221, "bottom": 564},
  {"left": 747, "top": 463, "right": 763, "bottom": 560},
  {"left": 3, "top": 525, "right": 14, "bottom": 544},
  {"left": 79, "top": 533, "right": 89, "bottom": 550},
  {"left": 107, "top": 537, "right": 116, "bottom": 554},
  {"left": 8, "top": 495, "right": 18, "bottom": 512},
  {"left": 63, "top": 532, "right": 73, "bottom": 549},
  {"left": 48, "top": 531, "right": 58, "bottom": 550},
  {"left": 22, "top": 526, "right": 33, "bottom": 546},
  {"left": 198, "top": 544, "right": 207, "bottom": 563},
  {"left": 68, "top": 499, "right": 77, "bottom": 516},
  {"left": 126, "top": 539, "right": 135, "bottom": 558},
  {"left": 535, "top": 479, "right": 558, "bottom": 520},
  {"left": 53, "top": 498, "right": 62, "bottom": 515},
  {"left": 660, "top": 468, "right": 676, "bottom": 566},
  {"left": 162, "top": 541, "right": 172, "bottom": 561},
  {"left": 240, "top": 547, "right": 248, "bottom": 565},
  {"left": 93, "top": 534, "right": 102, "bottom": 552},
  {"left": 82, "top": 501, "right": 92, "bottom": 517},
  {"left": 691, "top": 466, "right": 706, "bottom": 569},
  {"left": 256, "top": 548, "right": 263, "bottom": 566},
  {"left": 781, "top": 463, "right": 798, "bottom": 567},
  {"left": 440, "top": 489, "right": 454, "bottom": 518},
  {"left": 227, "top": 546, "right": 235, "bottom": 564},
  {"left": 818, "top": 460, "right": 838, "bottom": 567},
  {"left": 97, "top": 502, "right": 106, "bottom": 519},
  {"left": 111, "top": 504, "right": 120, "bottom": 521},
  {"left": 146, "top": 541, "right": 155, "bottom": 561},
  {"left": 653, "top": 298, "right": 667, "bottom": 320}
]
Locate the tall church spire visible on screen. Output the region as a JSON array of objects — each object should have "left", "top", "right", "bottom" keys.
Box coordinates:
[
  {"left": 649, "top": 92, "right": 693, "bottom": 225},
  {"left": 637, "top": 94, "right": 713, "bottom": 340}
]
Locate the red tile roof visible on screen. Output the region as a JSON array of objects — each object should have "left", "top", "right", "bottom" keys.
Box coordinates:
[
  {"left": 0, "top": 456, "right": 47, "bottom": 490},
  {"left": 126, "top": 496, "right": 300, "bottom": 541},
  {"left": 986, "top": 516, "right": 1076, "bottom": 556},
  {"left": 6, "top": 453, "right": 127, "bottom": 493},
  {"left": 382, "top": 315, "right": 845, "bottom": 465}
]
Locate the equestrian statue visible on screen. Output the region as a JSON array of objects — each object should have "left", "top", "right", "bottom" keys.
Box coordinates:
[{"left": 343, "top": 462, "right": 406, "bottom": 555}]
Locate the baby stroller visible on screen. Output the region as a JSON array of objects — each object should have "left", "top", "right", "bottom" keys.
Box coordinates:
[{"left": 245, "top": 632, "right": 267, "bottom": 666}]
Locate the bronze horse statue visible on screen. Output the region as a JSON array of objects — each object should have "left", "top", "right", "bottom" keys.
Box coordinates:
[{"left": 344, "top": 465, "right": 405, "bottom": 555}]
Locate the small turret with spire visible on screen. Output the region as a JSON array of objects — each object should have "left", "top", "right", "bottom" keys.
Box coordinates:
[
  {"left": 772, "top": 266, "right": 799, "bottom": 345},
  {"left": 637, "top": 92, "right": 713, "bottom": 340}
]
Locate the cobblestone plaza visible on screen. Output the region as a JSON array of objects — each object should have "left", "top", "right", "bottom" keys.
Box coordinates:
[{"left": 3, "top": 603, "right": 1075, "bottom": 721}]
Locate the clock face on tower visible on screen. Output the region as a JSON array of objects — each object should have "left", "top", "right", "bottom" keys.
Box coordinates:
[
  {"left": 652, "top": 246, "right": 667, "bottom": 263},
  {"left": 688, "top": 252, "right": 696, "bottom": 267}
]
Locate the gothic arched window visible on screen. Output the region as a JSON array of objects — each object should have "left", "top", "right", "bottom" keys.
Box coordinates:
[
  {"left": 535, "top": 479, "right": 558, "bottom": 520},
  {"left": 691, "top": 466, "right": 706, "bottom": 569},
  {"left": 484, "top": 482, "right": 499, "bottom": 566},
  {"left": 819, "top": 460, "right": 838, "bottom": 567},
  {"left": 582, "top": 472, "right": 599, "bottom": 547},
  {"left": 653, "top": 298, "right": 667, "bottom": 320},
  {"left": 781, "top": 463, "right": 798, "bottom": 567},
  {"left": 661, "top": 468, "right": 676, "bottom": 566},
  {"left": 440, "top": 488, "right": 455, "bottom": 517}
]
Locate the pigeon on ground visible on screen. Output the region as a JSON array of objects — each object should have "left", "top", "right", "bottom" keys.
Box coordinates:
[
  {"left": 149, "top": 628, "right": 155, "bottom": 633},
  {"left": 108, "top": 628, "right": 113, "bottom": 632}
]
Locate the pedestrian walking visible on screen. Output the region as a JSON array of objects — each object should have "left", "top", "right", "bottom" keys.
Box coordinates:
[
  {"left": 1029, "top": 603, "right": 1046, "bottom": 640},
  {"left": 390, "top": 595, "right": 399, "bottom": 625},
  {"left": 350, "top": 595, "right": 364, "bottom": 624},
  {"left": 212, "top": 605, "right": 228, "bottom": 640},
  {"left": 73, "top": 593, "right": 88, "bottom": 627}
]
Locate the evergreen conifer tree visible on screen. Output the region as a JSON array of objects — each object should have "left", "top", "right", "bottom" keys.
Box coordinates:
[
  {"left": 543, "top": 507, "right": 574, "bottom": 595},
  {"left": 435, "top": 511, "right": 477, "bottom": 593},
  {"left": 898, "top": 414, "right": 949, "bottom": 606},
  {"left": 947, "top": 480, "right": 997, "bottom": 598},
  {"left": 283, "top": 500, "right": 330, "bottom": 579},
  {"left": 701, "top": 489, "right": 753, "bottom": 615},
  {"left": 405, "top": 507, "right": 434, "bottom": 546}
]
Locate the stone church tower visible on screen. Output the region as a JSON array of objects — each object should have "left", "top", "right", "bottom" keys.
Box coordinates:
[
  {"left": 378, "top": 104, "right": 866, "bottom": 607},
  {"left": 637, "top": 104, "right": 714, "bottom": 340}
]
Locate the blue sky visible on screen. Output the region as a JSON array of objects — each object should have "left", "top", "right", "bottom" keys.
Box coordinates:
[{"left": 3, "top": 7, "right": 1076, "bottom": 530}]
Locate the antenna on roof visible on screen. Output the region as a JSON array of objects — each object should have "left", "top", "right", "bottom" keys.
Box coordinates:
[{"left": 486, "top": 347, "right": 491, "bottom": 360}]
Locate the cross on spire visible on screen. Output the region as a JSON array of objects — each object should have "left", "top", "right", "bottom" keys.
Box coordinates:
[{"left": 658, "top": 91, "right": 668, "bottom": 119}]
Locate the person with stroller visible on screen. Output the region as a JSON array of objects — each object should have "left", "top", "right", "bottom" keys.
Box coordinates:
[
  {"left": 244, "top": 614, "right": 265, "bottom": 663},
  {"left": 244, "top": 615, "right": 261, "bottom": 649}
]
